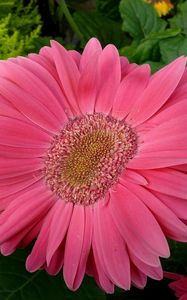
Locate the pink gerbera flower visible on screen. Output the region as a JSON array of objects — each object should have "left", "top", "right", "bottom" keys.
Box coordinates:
[
  {"left": 165, "top": 272, "right": 187, "bottom": 300},
  {"left": 0, "top": 38, "right": 187, "bottom": 293}
]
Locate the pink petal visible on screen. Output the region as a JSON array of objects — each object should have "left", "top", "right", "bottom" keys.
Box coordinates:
[
  {"left": 50, "top": 40, "right": 80, "bottom": 114},
  {"left": 0, "top": 60, "right": 66, "bottom": 122},
  {"left": 63, "top": 205, "right": 85, "bottom": 290},
  {"left": 77, "top": 50, "right": 100, "bottom": 114},
  {"left": 0, "top": 184, "right": 55, "bottom": 244},
  {"left": 128, "top": 150, "right": 187, "bottom": 169},
  {"left": 110, "top": 184, "right": 170, "bottom": 258},
  {"left": 72, "top": 206, "right": 93, "bottom": 290},
  {"left": 69, "top": 50, "right": 81, "bottom": 68},
  {"left": 0, "top": 116, "right": 51, "bottom": 148},
  {"left": 0, "top": 157, "right": 42, "bottom": 179},
  {"left": 95, "top": 44, "right": 121, "bottom": 114},
  {"left": 79, "top": 38, "right": 102, "bottom": 72},
  {"left": 28, "top": 52, "right": 60, "bottom": 83},
  {"left": 123, "top": 181, "right": 187, "bottom": 241},
  {"left": 131, "top": 265, "right": 147, "bottom": 289},
  {"left": 0, "top": 173, "right": 43, "bottom": 198},
  {"left": 94, "top": 201, "right": 131, "bottom": 289},
  {"left": 140, "top": 169, "right": 187, "bottom": 199},
  {"left": 120, "top": 56, "right": 129, "bottom": 79},
  {"left": 0, "top": 95, "right": 28, "bottom": 122},
  {"left": 154, "top": 191, "right": 187, "bottom": 220},
  {"left": 45, "top": 242, "right": 65, "bottom": 275},
  {"left": 46, "top": 200, "right": 73, "bottom": 265},
  {"left": 121, "top": 169, "right": 148, "bottom": 186},
  {"left": 19, "top": 219, "right": 43, "bottom": 248},
  {"left": 127, "top": 57, "right": 187, "bottom": 126},
  {"left": 12, "top": 56, "right": 68, "bottom": 120},
  {"left": 26, "top": 203, "right": 58, "bottom": 272},
  {"left": 0, "top": 144, "right": 46, "bottom": 158},
  {"left": 139, "top": 115, "right": 187, "bottom": 153},
  {"left": 87, "top": 246, "right": 114, "bottom": 294},
  {"left": 112, "top": 64, "right": 150, "bottom": 120},
  {"left": 130, "top": 252, "right": 163, "bottom": 280},
  {"left": 146, "top": 99, "right": 187, "bottom": 126}
]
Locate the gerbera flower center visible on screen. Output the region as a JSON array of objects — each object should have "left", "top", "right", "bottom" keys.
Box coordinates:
[{"left": 44, "top": 113, "right": 137, "bottom": 205}]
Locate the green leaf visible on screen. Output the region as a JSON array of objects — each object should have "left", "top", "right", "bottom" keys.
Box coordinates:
[
  {"left": 120, "top": 28, "right": 181, "bottom": 64},
  {"left": 169, "top": 1, "right": 187, "bottom": 35},
  {"left": 96, "top": 0, "right": 121, "bottom": 20},
  {"left": 73, "top": 10, "right": 124, "bottom": 48},
  {"left": 159, "top": 35, "right": 187, "bottom": 64},
  {"left": 119, "top": 0, "right": 166, "bottom": 40},
  {"left": 0, "top": 0, "right": 14, "bottom": 19},
  {"left": 162, "top": 240, "right": 187, "bottom": 275},
  {"left": 0, "top": 249, "right": 106, "bottom": 300}
]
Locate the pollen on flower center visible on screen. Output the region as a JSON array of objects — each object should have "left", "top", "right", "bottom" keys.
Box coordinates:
[{"left": 44, "top": 113, "right": 138, "bottom": 205}]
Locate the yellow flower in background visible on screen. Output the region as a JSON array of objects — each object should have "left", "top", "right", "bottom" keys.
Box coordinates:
[{"left": 145, "top": 0, "right": 174, "bottom": 16}]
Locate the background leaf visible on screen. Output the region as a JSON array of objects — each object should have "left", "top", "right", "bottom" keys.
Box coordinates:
[
  {"left": 169, "top": 1, "right": 187, "bottom": 35},
  {"left": 73, "top": 10, "right": 124, "bottom": 47},
  {"left": 159, "top": 35, "right": 187, "bottom": 64},
  {"left": 0, "top": 249, "right": 106, "bottom": 300},
  {"left": 119, "top": 0, "right": 166, "bottom": 40}
]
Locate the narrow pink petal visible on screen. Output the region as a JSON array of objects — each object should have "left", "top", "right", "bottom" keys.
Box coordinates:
[
  {"left": 28, "top": 52, "right": 59, "bottom": 82},
  {"left": 69, "top": 50, "right": 81, "bottom": 68},
  {"left": 46, "top": 200, "right": 73, "bottom": 265},
  {"left": 130, "top": 252, "right": 163, "bottom": 280},
  {"left": 0, "top": 144, "right": 46, "bottom": 158},
  {"left": 0, "top": 77, "right": 61, "bottom": 133},
  {"left": 0, "top": 184, "right": 55, "bottom": 244},
  {"left": 26, "top": 203, "right": 58, "bottom": 272},
  {"left": 19, "top": 219, "right": 43, "bottom": 248},
  {"left": 77, "top": 51, "right": 100, "bottom": 114},
  {"left": 79, "top": 38, "right": 102, "bottom": 72},
  {"left": 45, "top": 242, "right": 65, "bottom": 275},
  {"left": 0, "top": 60, "right": 66, "bottom": 121},
  {"left": 63, "top": 205, "right": 85, "bottom": 290},
  {"left": 87, "top": 247, "right": 114, "bottom": 294},
  {"left": 95, "top": 45, "right": 121, "bottom": 114},
  {"left": 12, "top": 56, "right": 68, "bottom": 121},
  {"left": 131, "top": 265, "right": 147, "bottom": 289},
  {"left": 173, "top": 164, "right": 187, "bottom": 172},
  {"left": 110, "top": 184, "right": 170, "bottom": 258},
  {"left": 139, "top": 115, "right": 187, "bottom": 154},
  {"left": 50, "top": 40, "right": 80, "bottom": 114},
  {"left": 121, "top": 169, "right": 148, "bottom": 186},
  {"left": 0, "top": 173, "right": 43, "bottom": 198},
  {"left": 72, "top": 206, "right": 93, "bottom": 290},
  {"left": 124, "top": 181, "right": 187, "bottom": 241},
  {"left": 0, "top": 158, "right": 42, "bottom": 179},
  {"left": 112, "top": 65, "right": 150, "bottom": 120},
  {"left": 128, "top": 150, "right": 187, "bottom": 169},
  {"left": 140, "top": 169, "right": 187, "bottom": 199},
  {"left": 146, "top": 99, "right": 187, "bottom": 127},
  {"left": 154, "top": 191, "right": 187, "bottom": 220},
  {"left": 0, "top": 95, "right": 28, "bottom": 122},
  {"left": 127, "top": 57, "right": 187, "bottom": 126},
  {"left": 0, "top": 117, "right": 51, "bottom": 148},
  {"left": 94, "top": 201, "right": 131, "bottom": 289},
  {"left": 109, "top": 192, "right": 161, "bottom": 266},
  {"left": 1, "top": 217, "right": 42, "bottom": 255},
  {"left": 120, "top": 56, "right": 129, "bottom": 79}
]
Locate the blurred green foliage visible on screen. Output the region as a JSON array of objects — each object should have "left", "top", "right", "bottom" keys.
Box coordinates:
[{"left": 0, "top": 0, "right": 41, "bottom": 59}]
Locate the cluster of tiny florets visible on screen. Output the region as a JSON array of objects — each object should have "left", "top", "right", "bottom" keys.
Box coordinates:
[{"left": 44, "top": 113, "right": 137, "bottom": 205}]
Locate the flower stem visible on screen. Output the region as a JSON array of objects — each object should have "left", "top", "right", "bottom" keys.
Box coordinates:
[{"left": 58, "top": 0, "right": 83, "bottom": 41}]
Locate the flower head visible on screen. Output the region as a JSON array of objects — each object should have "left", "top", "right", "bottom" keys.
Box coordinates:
[
  {"left": 0, "top": 38, "right": 187, "bottom": 293},
  {"left": 165, "top": 272, "right": 187, "bottom": 300},
  {"left": 145, "top": 0, "right": 174, "bottom": 16}
]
